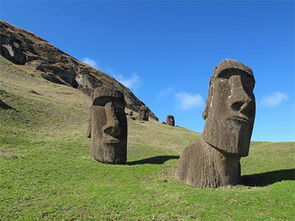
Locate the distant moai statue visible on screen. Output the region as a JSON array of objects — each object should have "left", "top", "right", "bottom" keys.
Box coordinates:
[
  {"left": 129, "top": 111, "right": 133, "bottom": 116},
  {"left": 176, "top": 59, "right": 256, "bottom": 188},
  {"left": 139, "top": 106, "right": 149, "bottom": 121},
  {"left": 166, "top": 115, "right": 175, "bottom": 126},
  {"left": 88, "top": 86, "right": 128, "bottom": 164}
]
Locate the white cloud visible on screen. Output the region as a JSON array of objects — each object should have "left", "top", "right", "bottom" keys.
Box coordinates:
[
  {"left": 117, "top": 74, "right": 141, "bottom": 91},
  {"left": 175, "top": 92, "right": 204, "bottom": 110},
  {"left": 82, "top": 57, "right": 97, "bottom": 68},
  {"left": 158, "top": 87, "right": 174, "bottom": 98},
  {"left": 261, "top": 92, "right": 288, "bottom": 107},
  {"left": 80, "top": 62, "right": 141, "bottom": 91}
]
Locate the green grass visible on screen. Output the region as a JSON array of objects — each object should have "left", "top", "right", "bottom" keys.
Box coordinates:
[{"left": 0, "top": 56, "right": 294, "bottom": 220}]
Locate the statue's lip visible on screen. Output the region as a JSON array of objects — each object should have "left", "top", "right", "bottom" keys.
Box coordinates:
[
  {"left": 230, "top": 115, "right": 249, "bottom": 122},
  {"left": 102, "top": 133, "right": 121, "bottom": 144},
  {"left": 103, "top": 138, "right": 121, "bottom": 144}
]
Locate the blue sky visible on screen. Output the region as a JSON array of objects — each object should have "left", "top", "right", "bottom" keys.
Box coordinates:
[{"left": 1, "top": 0, "right": 294, "bottom": 141}]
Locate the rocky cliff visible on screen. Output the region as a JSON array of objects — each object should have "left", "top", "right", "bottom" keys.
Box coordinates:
[{"left": 0, "top": 20, "right": 158, "bottom": 120}]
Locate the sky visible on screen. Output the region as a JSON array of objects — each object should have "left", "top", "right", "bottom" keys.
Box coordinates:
[{"left": 1, "top": 0, "right": 294, "bottom": 142}]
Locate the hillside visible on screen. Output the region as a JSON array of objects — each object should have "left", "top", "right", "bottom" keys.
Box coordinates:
[
  {"left": 0, "top": 56, "right": 294, "bottom": 220},
  {"left": 0, "top": 20, "right": 158, "bottom": 120}
]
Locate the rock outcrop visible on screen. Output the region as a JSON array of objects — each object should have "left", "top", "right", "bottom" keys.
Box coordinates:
[{"left": 0, "top": 20, "right": 158, "bottom": 120}]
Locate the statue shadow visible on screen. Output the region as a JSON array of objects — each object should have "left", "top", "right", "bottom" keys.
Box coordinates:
[
  {"left": 240, "top": 169, "right": 295, "bottom": 187},
  {"left": 0, "top": 99, "right": 15, "bottom": 110},
  {"left": 128, "top": 155, "right": 179, "bottom": 165}
]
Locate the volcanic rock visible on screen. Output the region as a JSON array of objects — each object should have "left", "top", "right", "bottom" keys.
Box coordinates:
[{"left": 0, "top": 20, "right": 158, "bottom": 120}]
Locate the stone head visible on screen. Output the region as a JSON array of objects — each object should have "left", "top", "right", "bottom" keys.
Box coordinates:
[
  {"left": 166, "top": 115, "right": 175, "bottom": 126},
  {"left": 202, "top": 59, "right": 256, "bottom": 157},
  {"left": 139, "top": 106, "right": 149, "bottom": 121},
  {"left": 90, "top": 86, "right": 127, "bottom": 163}
]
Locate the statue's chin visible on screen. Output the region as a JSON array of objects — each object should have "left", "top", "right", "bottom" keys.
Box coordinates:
[
  {"left": 96, "top": 142, "right": 126, "bottom": 163},
  {"left": 203, "top": 118, "right": 252, "bottom": 157},
  {"left": 101, "top": 142, "right": 121, "bottom": 151}
]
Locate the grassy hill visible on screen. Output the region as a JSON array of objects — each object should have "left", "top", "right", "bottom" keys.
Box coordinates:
[{"left": 0, "top": 56, "right": 294, "bottom": 220}]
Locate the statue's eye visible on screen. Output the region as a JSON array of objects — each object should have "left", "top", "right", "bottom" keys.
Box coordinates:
[
  {"left": 93, "top": 97, "right": 124, "bottom": 110},
  {"left": 113, "top": 101, "right": 125, "bottom": 110},
  {"left": 93, "top": 96, "right": 112, "bottom": 106},
  {"left": 218, "top": 71, "right": 231, "bottom": 79},
  {"left": 242, "top": 75, "right": 255, "bottom": 91}
]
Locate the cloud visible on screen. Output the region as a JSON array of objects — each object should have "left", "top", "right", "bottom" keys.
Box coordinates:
[
  {"left": 158, "top": 87, "right": 174, "bottom": 98},
  {"left": 261, "top": 92, "right": 288, "bottom": 107},
  {"left": 82, "top": 57, "right": 97, "bottom": 68},
  {"left": 117, "top": 74, "right": 141, "bottom": 91},
  {"left": 80, "top": 62, "right": 141, "bottom": 91},
  {"left": 175, "top": 92, "right": 204, "bottom": 110}
]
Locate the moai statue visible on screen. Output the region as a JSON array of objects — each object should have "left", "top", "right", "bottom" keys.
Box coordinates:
[
  {"left": 166, "top": 115, "right": 175, "bottom": 126},
  {"left": 129, "top": 111, "right": 133, "bottom": 116},
  {"left": 176, "top": 59, "right": 256, "bottom": 188},
  {"left": 139, "top": 106, "right": 149, "bottom": 121},
  {"left": 89, "top": 86, "right": 128, "bottom": 164}
]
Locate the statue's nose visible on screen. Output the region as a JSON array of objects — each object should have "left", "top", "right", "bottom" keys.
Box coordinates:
[
  {"left": 104, "top": 124, "right": 120, "bottom": 138},
  {"left": 229, "top": 75, "right": 253, "bottom": 113},
  {"left": 230, "top": 100, "right": 255, "bottom": 116},
  {"left": 103, "top": 103, "right": 120, "bottom": 137}
]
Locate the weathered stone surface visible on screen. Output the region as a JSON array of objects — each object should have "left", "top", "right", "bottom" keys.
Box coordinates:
[
  {"left": 138, "top": 106, "right": 148, "bottom": 121},
  {"left": 166, "top": 115, "right": 175, "bottom": 126},
  {"left": 176, "top": 140, "right": 241, "bottom": 188},
  {"left": 176, "top": 59, "right": 256, "bottom": 188},
  {"left": 202, "top": 59, "right": 255, "bottom": 157},
  {"left": 90, "top": 86, "right": 127, "bottom": 164},
  {"left": 0, "top": 20, "right": 158, "bottom": 120},
  {"left": 87, "top": 106, "right": 92, "bottom": 138},
  {"left": 0, "top": 34, "right": 27, "bottom": 65}
]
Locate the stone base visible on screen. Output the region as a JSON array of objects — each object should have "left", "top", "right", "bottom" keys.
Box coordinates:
[
  {"left": 90, "top": 143, "right": 127, "bottom": 164},
  {"left": 176, "top": 138, "right": 240, "bottom": 188}
]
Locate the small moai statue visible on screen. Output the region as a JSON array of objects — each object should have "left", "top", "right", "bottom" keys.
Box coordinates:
[
  {"left": 139, "top": 106, "right": 149, "bottom": 121},
  {"left": 166, "top": 115, "right": 175, "bottom": 126},
  {"left": 176, "top": 59, "right": 256, "bottom": 188},
  {"left": 129, "top": 111, "right": 133, "bottom": 116},
  {"left": 89, "top": 86, "right": 128, "bottom": 164}
]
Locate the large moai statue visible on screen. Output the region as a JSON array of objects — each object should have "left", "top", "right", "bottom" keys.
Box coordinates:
[
  {"left": 139, "top": 106, "right": 149, "bottom": 121},
  {"left": 89, "top": 86, "right": 128, "bottom": 164},
  {"left": 166, "top": 115, "right": 175, "bottom": 126},
  {"left": 176, "top": 59, "right": 256, "bottom": 188}
]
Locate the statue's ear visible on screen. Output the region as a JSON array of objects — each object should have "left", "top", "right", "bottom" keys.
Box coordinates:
[
  {"left": 202, "top": 105, "right": 209, "bottom": 120},
  {"left": 202, "top": 77, "right": 213, "bottom": 120},
  {"left": 91, "top": 90, "right": 94, "bottom": 101}
]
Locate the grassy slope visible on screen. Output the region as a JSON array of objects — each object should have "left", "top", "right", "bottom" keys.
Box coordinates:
[{"left": 0, "top": 56, "right": 294, "bottom": 220}]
